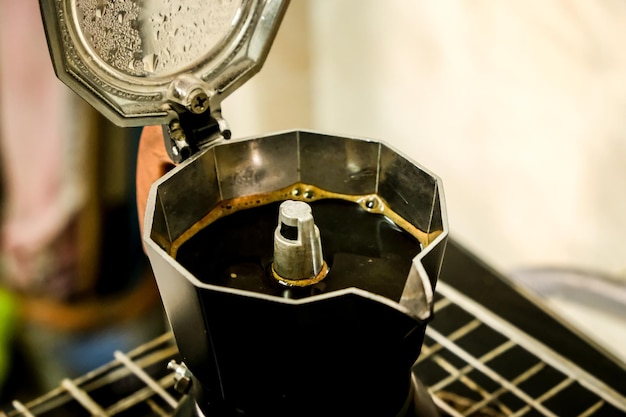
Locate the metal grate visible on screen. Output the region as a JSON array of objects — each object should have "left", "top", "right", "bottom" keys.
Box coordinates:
[
  {"left": 3, "top": 282, "right": 626, "bottom": 417},
  {"left": 416, "top": 281, "right": 626, "bottom": 417},
  {"left": 2, "top": 332, "right": 184, "bottom": 417}
]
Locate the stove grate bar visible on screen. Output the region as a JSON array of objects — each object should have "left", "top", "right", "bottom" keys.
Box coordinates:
[
  {"left": 508, "top": 377, "right": 574, "bottom": 417},
  {"left": 3, "top": 332, "right": 181, "bottom": 417},
  {"left": 430, "top": 392, "right": 467, "bottom": 417},
  {"left": 423, "top": 347, "right": 514, "bottom": 415},
  {"left": 416, "top": 318, "right": 481, "bottom": 364},
  {"left": 578, "top": 400, "right": 606, "bottom": 417},
  {"left": 146, "top": 398, "right": 171, "bottom": 417},
  {"left": 104, "top": 374, "right": 177, "bottom": 415},
  {"left": 427, "top": 280, "right": 626, "bottom": 415},
  {"left": 83, "top": 345, "right": 179, "bottom": 394},
  {"left": 426, "top": 326, "right": 559, "bottom": 417},
  {"left": 61, "top": 378, "right": 109, "bottom": 417},
  {"left": 465, "top": 362, "right": 546, "bottom": 416},
  {"left": 433, "top": 297, "right": 453, "bottom": 312},
  {"left": 429, "top": 339, "right": 516, "bottom": 393},
  {"left": 8, "top": 402, "right": 34, "bottom": 417},
  {"left": 113, "top": 350, "right": 179, "bottom": 408}
]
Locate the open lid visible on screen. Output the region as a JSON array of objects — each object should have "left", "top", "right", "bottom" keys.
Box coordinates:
[{"left": 39, "top": 0, "right": 289, "bottom": 129}]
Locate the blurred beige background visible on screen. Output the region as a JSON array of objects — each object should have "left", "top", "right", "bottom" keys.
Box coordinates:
[{"left": 225, "top": 0, "right": 626, "bottom": 281}]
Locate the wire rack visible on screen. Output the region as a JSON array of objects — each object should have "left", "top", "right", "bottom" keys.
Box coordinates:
[
  {"left": 3, "top": 281, "right": 625, "bottom": 417},
  {"left": 417, "top": 281, "right": 626, "bottom": 417},
  {"left": 2, "top": 333, "right": 184, "bottom": 417}
]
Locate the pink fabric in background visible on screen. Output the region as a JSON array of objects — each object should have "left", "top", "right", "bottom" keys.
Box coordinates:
[{"left": 0, "top": 0, "right": 85, "bottom": 293}]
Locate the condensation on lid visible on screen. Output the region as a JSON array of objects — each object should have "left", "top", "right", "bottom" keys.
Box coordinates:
[{"left": 74, "top": 0, "right": 244, "bottom": 79}]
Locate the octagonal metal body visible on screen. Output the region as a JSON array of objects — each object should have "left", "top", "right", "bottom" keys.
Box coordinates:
[
  {"left": 39, "top": 0, "right": 289, "bottom": 127},
  {"left": 144, "top": 130, "right": 448, "bottom": 415}
]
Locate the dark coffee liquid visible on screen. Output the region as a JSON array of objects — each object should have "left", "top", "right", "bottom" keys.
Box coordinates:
[{"left": 175, "top": 197, "right": 422, "bottom": 301}]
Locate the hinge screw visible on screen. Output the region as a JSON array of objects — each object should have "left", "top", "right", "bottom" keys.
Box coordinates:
[{"left": 189, "top": 89, "right": 209, "bottom": 114}]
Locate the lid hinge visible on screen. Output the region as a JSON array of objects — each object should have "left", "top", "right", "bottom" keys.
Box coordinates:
[{"left": 162, "top": 106, "right": 231, "bottom": 164}]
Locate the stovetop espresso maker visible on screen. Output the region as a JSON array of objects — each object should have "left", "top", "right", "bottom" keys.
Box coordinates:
[{"left": 39, "top": 1, "right": 448, "bottom": 415}]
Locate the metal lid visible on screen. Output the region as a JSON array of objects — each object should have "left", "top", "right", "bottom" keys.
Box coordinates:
[{"left": 40, "top": 0, "right": 289, "bottom": 127}]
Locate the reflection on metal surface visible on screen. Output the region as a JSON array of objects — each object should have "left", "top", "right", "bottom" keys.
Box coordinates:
[
  {"left": 147, "top": 132, "right": 445, "bottom": 336},
  {"left": 272, "top": 200, "right": 325, "bottom": 282},
  {"left": 39, "top": 0, "right": 290, "bottom": 126},
  {"left": 143, "top": 130, "right": 446, "bottom": 415},
  {"left": 75, "top": 0, "right": 244, "bottom": 78}
]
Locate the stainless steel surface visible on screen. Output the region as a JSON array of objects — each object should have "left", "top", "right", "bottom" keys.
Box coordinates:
[
  {"left": 39, "top": 0, "right": 289, "bottom": 127},
  {"left": 145, "top": 128, "right": 446, "bottom": 319},
  {"left": 143, "top": 129, "right": 447, "bottom": 415},
  {"left": 272, "top": 200, "right": 325, "bottom": 282}
]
